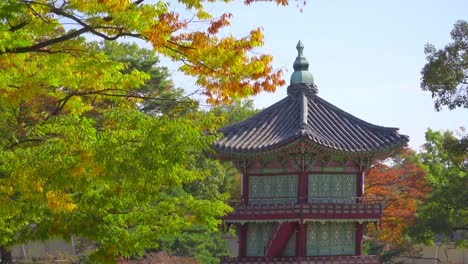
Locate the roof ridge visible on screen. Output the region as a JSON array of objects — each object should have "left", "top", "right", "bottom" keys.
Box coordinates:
[{"left": 301, "top": 93, "right": 308, "bottom": 131}]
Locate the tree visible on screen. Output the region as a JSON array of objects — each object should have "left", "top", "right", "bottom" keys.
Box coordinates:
[
  {"left": 0, "top": 0, "right": 285, "bottom": 104},
  {"left": 0, "top": 0, "right": 290, "bottom": 261},
  {"left": 409, "top": 129, "right": 468, "bottom": 246},
  {"left": 98, "top": 41, "right": 189, "bottom": 115},
  {"left": 213, "top": 99, "right": 260, "bottom": 126},
  {"left": 160, "top": 224, "right": 229, "bottom": 264},
  {"left": 421, "top": 20, "right": 468, "bottom": 111},
  {"left": 157, "top": 100, "right": 260, "bottom": 262},
  {"left": 419, "top": 18, "right": 468, "bottom": 246},
  {"left": 364, "top": 149, "right": 430, "bottom": 255}
]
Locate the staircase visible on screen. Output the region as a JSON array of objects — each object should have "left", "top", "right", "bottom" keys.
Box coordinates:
[{"left": 264, "top": 222, "right": 296, "bottom": 257}]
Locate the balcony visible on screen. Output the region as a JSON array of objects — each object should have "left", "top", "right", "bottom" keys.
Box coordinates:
[
  {"left": 221, "top": 255, "right": 380, "bottom": 264},
  {"left": 223, "top": 197, "right": 382, "bottom": 222}
]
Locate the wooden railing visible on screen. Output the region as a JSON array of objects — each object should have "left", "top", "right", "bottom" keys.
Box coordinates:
[
  {"left": 221, "top": 255, "right": 380, "bottom": 264},
  {"left": 223, "top": 197, "right": 382, "bottom": 221}
]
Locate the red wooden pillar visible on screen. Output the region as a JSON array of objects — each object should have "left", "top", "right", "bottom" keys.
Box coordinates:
[
  {"left": 296, "top": 222, "right": 306, "bottom": 258},
  {"left": 298, "top": 172, "right": 308, "bottom": 204},
  {"left": 239, "top": 224, "right": 248, "bottom": 257},
  {"left": 355, "top": 222, "right": 363, "bottom": 256}
]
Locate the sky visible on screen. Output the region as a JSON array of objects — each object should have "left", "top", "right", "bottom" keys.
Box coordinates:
[{"left": 164, "top": 0, "right": 468, "bottom": 150}]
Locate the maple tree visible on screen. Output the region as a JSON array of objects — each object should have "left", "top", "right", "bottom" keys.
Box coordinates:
[
  {"left": 0, "top": 0, "right": 286, "bottom": 104},
  {"left": 0, "top": 0, "right": 289, "bottom": 262},
  {"left": 364, "top": 149, "right": 430, "bottom": 249}
]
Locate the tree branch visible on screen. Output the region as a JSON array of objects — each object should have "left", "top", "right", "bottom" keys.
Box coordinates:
[
  {"left": 0, "top": 27, "right": 89, "bottom": 54},
  {"left": 1, "top": 1, "right": 142, "bottom": 54},
  {"left": 51, "top": 88, "right": 193, "bottom": 117},
  {"left": 7, "top": 20, "right": 30, "bottom": 32},
  {"left": 7, "top": 138, "right": 44, "bottom": 150}
]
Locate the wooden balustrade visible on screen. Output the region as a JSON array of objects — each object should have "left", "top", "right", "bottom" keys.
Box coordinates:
[
  {"left": 223, "top": 197, "right": 382, "bottom": 222},
  {"left": 221, "top": 255, "right": 380, "bottom": 264}
]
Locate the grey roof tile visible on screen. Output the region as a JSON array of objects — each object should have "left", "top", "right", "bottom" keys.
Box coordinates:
[{"left": 213, "top": 83, "right": 408, "bottom": 156}]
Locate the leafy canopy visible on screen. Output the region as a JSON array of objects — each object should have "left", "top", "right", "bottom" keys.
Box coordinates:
[
  {"left": 0, "top": 0, "right": 286, "bottom": 104},
  {"left": 421, "top": 20, "right": 468, "bottom": 110},
  {"left": 365, "top": 149, "right": 430, "bottom": 249},
  {"left": 409, "top": 129, "right": 468, "bottom": 246},
  {"left": 0, "top": 0, "right": 292, "bottom": 260}
]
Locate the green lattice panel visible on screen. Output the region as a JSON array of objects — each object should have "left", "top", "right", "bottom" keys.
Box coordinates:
[
  {"left": 306, "top": 222, "right": 355, "bottom": 256},
  {"left": 246, "top": 223, "right": 275, "bottom": 256},
  {"left": 308, "top": 174, "right": 356, "bottom": 202},
  {"left": 249, "top": 175, "right": 298, "bottom": 204}
]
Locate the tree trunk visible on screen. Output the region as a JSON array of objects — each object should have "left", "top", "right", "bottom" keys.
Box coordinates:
[{"left": 0, "top": 246, "right": 12, "bottom": 264}]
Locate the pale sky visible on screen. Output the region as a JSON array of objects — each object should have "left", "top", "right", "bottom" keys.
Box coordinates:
[{"left": 165, "top": 0, "right": 468, "bottom": 150}]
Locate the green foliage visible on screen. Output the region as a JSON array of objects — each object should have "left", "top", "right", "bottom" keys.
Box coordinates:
[
  {"left": 160, "top": 224, "right": 229, "bottom": 264},
  {"left": 214, "top": 99, "right": 260, "bottom": 127},
  {"left": 409, "top": 129, "right": 468, "bottom": 246},
  {"left": 421, "top": 20, "right": 468, "bottom": 110},
  {"left": 0, "top": 107, "right": 231, "bottom": 261},
  {"left": 98, "top": 41, "right": 194, "bottom": 115},
  {"left": 156, "top": 99, "right": 261, "bottom": 261},
  {"left": 0, "top": 35, "right": 232, "bottom": 263},
  {"left": 0, "top": 0, "right": 282, "bottom": 261},
  {"left": 185, "top": 157, "right": 239, "bottom": 201},
  {"left": 0, "top": 0, "right": 286, "bottom": 105}
]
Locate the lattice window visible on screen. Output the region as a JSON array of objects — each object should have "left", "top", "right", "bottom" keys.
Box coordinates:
[
  {"left": 308, "top": 174, "right": 356, "bottom": 202},
  {"left": 249, "top": 175, "right": 298, "bottom": 204},
  {"left": 246, "top": 223, "right": 275, "bottom": 256},
  {"left": 306, "top": 222, "right": 355, "bottom": 256},
  {"left": 307, "top": 223, "right": 318, "bottom": 255}
]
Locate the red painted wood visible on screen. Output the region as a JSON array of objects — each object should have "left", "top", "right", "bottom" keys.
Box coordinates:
[
  {"left": 246, "top": 172, "right": 300, "bottom": 177},
  {"left": 265, "top": 222, "right": 296, "bottom": 257},
  {"left": 220, "top": 255, "right": 380, "bottom": 264},
  {"left": 265, "top": 161, "right": 283, "bottom": 169},
  {"left": 298, "top": 172, "right": 308, "bottom": 204},
  {"left": 223, "top": 200, "right": 382, "bottom": 221},
  {"left": 246, "top": 160, "right": 261, "bottom": 174},
  {"left": 355, "top": 222, "right": 363, "bottom": 256},
  {"left": 229, "top": 161, "right": 377, "bottom": 263},
  {"left": 239, "top": 224, "right": 247, "bottom": 257},
  {"left": 246, "top": 171, "right": 359, "bottom": 177},
  {"left": 296, "top": 223, "right": 306, "bottom": 258},
  {"left": 326, "top": 160, "right": 343, "bottom": 167}
]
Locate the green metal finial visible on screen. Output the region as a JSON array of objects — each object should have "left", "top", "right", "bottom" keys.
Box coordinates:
[
  {"left": 296, "top": 41, "right": 304, "bottom": 57},
  {"left": 291, "top": 40, "right": 314, "bottom": 85}
]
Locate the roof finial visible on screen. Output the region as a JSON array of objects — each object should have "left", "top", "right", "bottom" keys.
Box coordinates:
[{"left": 290, "top": 40, "right": 314, "bottom": 85}]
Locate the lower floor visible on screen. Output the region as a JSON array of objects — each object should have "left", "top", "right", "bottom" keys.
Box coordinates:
[
  {"left": 220, "top": 255, "right": 380, "bottom": 264},
  {"left": 229, "top": 221, "right": 365, "bottom": 259}
]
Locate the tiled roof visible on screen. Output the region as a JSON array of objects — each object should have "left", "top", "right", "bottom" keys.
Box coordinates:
[
  {"left": 213, "top": 41, "right": 408, "bottom": 157},
  {"left": 213, "top": 83, "right": 408, "bottom": 156}
]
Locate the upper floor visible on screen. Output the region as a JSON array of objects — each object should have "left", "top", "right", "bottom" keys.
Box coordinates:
[{"left": 224, "top": 156, "right": 382, "bottom": 223}]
